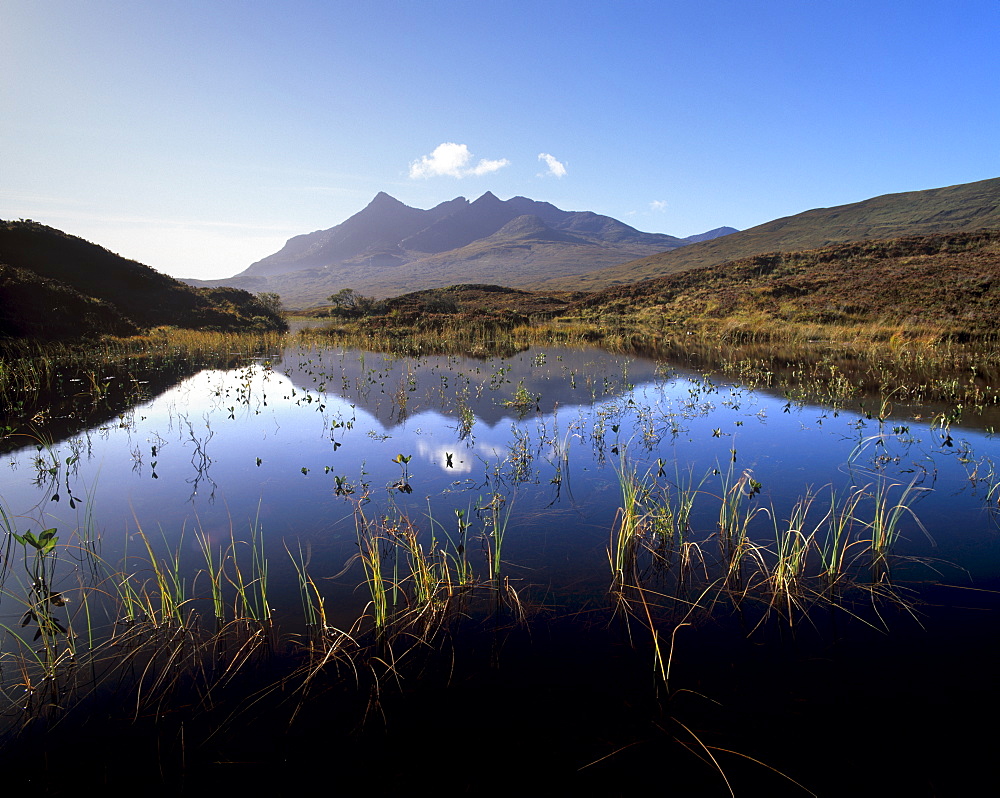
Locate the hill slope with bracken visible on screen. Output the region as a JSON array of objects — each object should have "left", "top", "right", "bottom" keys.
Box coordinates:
[
  {"left": 571, "top": 229, "right": 1000, "bottom": 339},
  {"left": 531, "top": 177, "right": 1000, "bottom": 291},
  {"left": 344, "top": 230, "right": 1000, "bottom": 343},
  {"left": 183, "top": 192, "right": 735, "bottom": 306},
  {"left": 0, "top": 221, "right": 285, "bottom": 340}
]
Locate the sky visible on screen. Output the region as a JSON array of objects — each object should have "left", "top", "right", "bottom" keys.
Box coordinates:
[{"left": 3, "top": 0, "right": 999, "bottom": 280}]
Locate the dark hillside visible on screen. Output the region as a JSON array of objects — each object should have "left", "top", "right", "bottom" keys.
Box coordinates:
[
  {"left": 0, "top": 220, "right": 285, "bottom": 338},
  {"left": 0, "top": 263, "right": 140, "bottom": 340},
  {"left": 381, "top": 283, "right": 587, "bottom": 316}
]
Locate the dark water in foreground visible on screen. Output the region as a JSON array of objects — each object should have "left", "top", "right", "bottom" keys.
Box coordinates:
[{"left": 2, "top": 343, "right": 999, "bottom": 794}]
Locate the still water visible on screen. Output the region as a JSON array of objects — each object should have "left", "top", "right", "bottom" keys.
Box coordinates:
[{"left": 2, "top": 342, "right": 999, "bottom": 793}]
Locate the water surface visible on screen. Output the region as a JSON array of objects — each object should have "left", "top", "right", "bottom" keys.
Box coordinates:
[{"left": 2, "top": 341, "right": 999, "bottom": 792}]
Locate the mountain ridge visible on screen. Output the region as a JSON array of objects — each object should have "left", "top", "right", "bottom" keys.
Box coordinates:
[{"left": 186, "top": 193, "right": 734, "bottom": 306}]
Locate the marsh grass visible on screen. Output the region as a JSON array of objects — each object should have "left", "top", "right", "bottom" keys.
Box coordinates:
[
  {"left": 480, "top": 491, "right": 512, "bottom": 581},
  {"left": 606, "top": 453, "right": 936, "bottom": 644},
  {"left": 867, "top": 476, "right": 933, "bottom": 583},
  {"left": 611, "top": 455, "right": 646, "bottom": 588},
  {"left": 0, "top": 502, "right": 288, "bottom": 749},
  {"left": 0, "top": 477, "right": 525, "bottom": 759}
]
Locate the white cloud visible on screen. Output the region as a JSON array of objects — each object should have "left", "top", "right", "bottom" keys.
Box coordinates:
[
  {"left": 537, "top": 152, "right": 567, "bottom": 178},
  {"left": 467, "top": 157, "right": 510, "bottom": 176},
  {"left": 409, "top": 143, "right": 510, "bottom": 179},
  {"left": 650, "top": 200, "right": 668, "bottom": 211}
]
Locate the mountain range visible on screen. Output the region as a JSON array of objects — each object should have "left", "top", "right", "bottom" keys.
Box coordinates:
[{"left": 183, "top": 192, "right": 735, "bottom": 306}]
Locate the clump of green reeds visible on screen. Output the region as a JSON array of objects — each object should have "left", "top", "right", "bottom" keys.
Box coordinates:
[
  {"left": 479, "top": 491, "right": 513, "bottom": 581},
  {"left": 192, "top": 513, "right": 272, "bottom": 629},
  {"left": 713, "top": 463, "right": 767, "bottom": 594},
  {"left": 353, "top": 499, "right": 390, "bottom": 633},
  {"left": 607, "top": 450, "right": 936, "bottom": 638},
  {"left": 867, "top": 476, "right": 932, "bottom": 583},
  {"left": 611, "top": 454, "right": 647, "bottom": 587}
]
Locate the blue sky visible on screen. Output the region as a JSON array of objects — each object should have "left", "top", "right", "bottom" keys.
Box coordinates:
[{"left": 3, "top": 0, "right": 998, "bottom": 280}]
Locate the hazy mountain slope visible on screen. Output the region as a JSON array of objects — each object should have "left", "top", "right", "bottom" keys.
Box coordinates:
[
  {"left": 531, "top": 177, "right": 1000, "bottom": 291},
  {"left": 681, "top": 226, "right": 739, "bottom": 244},
  {"left": 400, "top": 191, "right": 535, "bottom": 253},
  {"left": 0, "top": 220, "right": 285, "bottom": 338},
  {"left": 382, "top": 214, "right": 672, "bottom": 287},
  {"left": 244, "top": 193, "right": 467, "bottom": 277},
  {"left": 193, "top": 192, "right": 729, "bottom": 306},
  {"left": 209, "top": 213, "right": 713, "bottom": 307}
]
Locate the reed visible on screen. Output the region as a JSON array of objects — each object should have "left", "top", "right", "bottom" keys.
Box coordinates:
[
  {"left": 132, "top": 525, "right": 189, "bottom": 627},
  {"left": 647, "top": 465, "right": 702, "bottom": 557},
  {"left": 194, "top": 528, "right": 224, "bottom": 628},
  {"left": 611, "top": 454, "right": 647, "bottom": 586},
  {"left": 353, "top": 500, "right": 389, "bottom": 633},
  {"left": 714, "top": 464, "right": 767, "bottom": 593},
  {"left": 867, "top": 477, "right": 932, "bottom": 583},
  {"left": 225, "top": 507, "right": 272, "bottom": 625},
  {"left": 767, "top": 492, "right": 818, "bottom": 620},
  {"left": 817, "top": 485, "right": 867, "bottom": 592},
  {"left": 480, "top": 491, "right": 513, "bottom": 581},
  {"left": 285, "top": 539, "right": 349, "bottom": 662}
]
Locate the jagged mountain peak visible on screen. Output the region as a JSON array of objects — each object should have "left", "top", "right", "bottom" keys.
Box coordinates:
[
  {"left": 224, "top": 192, "right": 731, "bottom": 300},
  {"left": 368, "top": 190, "right": 400, "bottom": 204}
]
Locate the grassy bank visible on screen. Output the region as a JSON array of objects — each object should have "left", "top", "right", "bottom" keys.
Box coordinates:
[
  {"left": 0, "top": 328, "right": 288, "bottom": 445},
  {"left": 307, "top": 317, "right": 1000, "bottom": 414}
]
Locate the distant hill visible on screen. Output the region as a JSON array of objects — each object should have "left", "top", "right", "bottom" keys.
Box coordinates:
[
  {"left": 0, "top": 221, "right": 286, "bottom": 340},
  {"left": 183, "top": 192, "right": 735, "bottom": 306},
  {"left": 531, "top": 176, "right": 1000, "bottom": 291}
]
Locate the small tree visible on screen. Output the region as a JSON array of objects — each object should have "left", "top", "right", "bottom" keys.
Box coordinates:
[
  {"left": 327, "top": 288, "right": 378, "bottom": 316},
  {"left": 255, "top": 291, "right": 284, "bottom": 315}
]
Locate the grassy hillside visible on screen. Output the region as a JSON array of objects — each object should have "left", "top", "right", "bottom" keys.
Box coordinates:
[
  {"left": 0, "top": 220, "right": 286, "bottom": 339},
  {"left": 323, "top": 230, "right": 1000, "bottom": 345},
  {"left": 534, "top": 177, "right": 1000, "bottom": 291},
  {"left": 573, "top": 228, "right": 1000, "bottom": 340}
]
